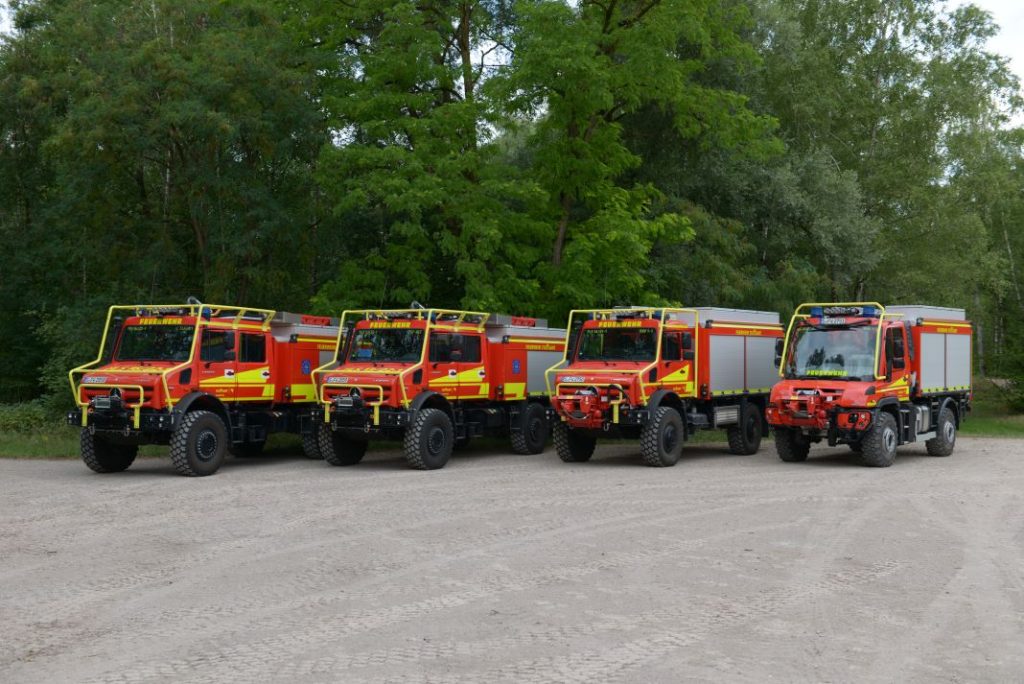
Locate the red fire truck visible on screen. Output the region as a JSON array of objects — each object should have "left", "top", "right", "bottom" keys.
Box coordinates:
[
  {"left": 766, "top": 303, "right": 972, "bottom": 467},
  {"left": 313, "top": 308, "right": 565, "bottom": 469},
  {"left": 547, "top": 307, "right": 784, "bottom": 466},
  {"left": 68, "top": 300, "right": 338, "bottom": 476}
]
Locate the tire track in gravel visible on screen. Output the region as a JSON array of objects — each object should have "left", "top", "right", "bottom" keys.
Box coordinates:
[
  {"left": 77, "top": 517, "right": 808, "bottom": 684},
  {"left": 356, "top": 560, "right": 904, "bottom": 684}
]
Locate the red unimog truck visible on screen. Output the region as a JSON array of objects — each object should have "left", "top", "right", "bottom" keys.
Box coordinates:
[
  {"left": 68, "top": 300, "right": 338, "bottom": 476},
  {"left": 546, "top": 307, "right": 784, "bottom": 466},
  {"left": 766, "top": 303, "right": 972, "bottom": 467},
  {"left": 313, "top": 308, "right": 566, "bottom": 469}
]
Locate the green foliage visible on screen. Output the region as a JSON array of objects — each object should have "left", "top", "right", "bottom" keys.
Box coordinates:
[{"left": 2, "top": 0, "right": 1024, "bottom": 417}]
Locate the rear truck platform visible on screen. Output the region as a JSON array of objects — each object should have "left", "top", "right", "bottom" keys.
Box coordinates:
[
  {"left": 766, "top": 303, "right": 972, "bottom": 467},
  {"left": 312, "top": 308, "right": 566, "bottom": 470},
  {"left": 546, "top": 307, "right": 784, "bottom": 466},
  {"left": 67, "top": 299, "right": 338, "bottom": 476}
]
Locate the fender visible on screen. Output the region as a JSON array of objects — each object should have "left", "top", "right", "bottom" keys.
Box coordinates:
[
  {"left": 643, "top": 389, "right": 684, "bottom": 417},
  {"left": 938, "top": 396, "right": 961, "bottom": 426},
  {"left": 171, "top": 392, "right": 231, "bottom": 430},
  {"left": 871, "top": 397, "right": 903, "bottom": 442},
  {"left": 408, "top": 391, "right": 453, "bottom": 421}
]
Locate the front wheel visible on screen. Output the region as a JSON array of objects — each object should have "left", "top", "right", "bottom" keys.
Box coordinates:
[
  {"left": 320, "top": 428, "right": 368, "bottom": 466},
  {"left": 170, "top": 410, "right": 228, "bottom": 477},
  {"left": 553, "top": 422, "right": 596, "bottom": 462},
  {"left": 727, "top": 403, "right": 763, "bottom": 455},
  {"left": 926, "top": 407, "right": 956, "bottom": 457},
  {"left": 775, "top": 428, "right": 810, "bottom": 462},
  {"left": 80, "top": 429, "right": 137, "bottom": 473},
  {"left": 302, "top": 423, "right": 324, "bottom": 459},
  {"left": 860, "top": 412, "right": 898, "bottom": 468},
  {"left": 404, "top": 408, "right": 453, "bottom": 470},
  {"left": 511, "top": 402, "right": 549, "bottom": 455},
  {"left": 640, "top": 407, "right": 685, "bottom": 467}
]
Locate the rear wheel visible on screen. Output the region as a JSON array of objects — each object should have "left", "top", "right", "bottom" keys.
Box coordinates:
[
  {"left": 775, "top": 428, "right": 810, "bottom": 462},
  {"left": 320, "top": 428, "right": 368, "bottom": 466},
  {"left": 640, "top": 407, "right": 685, "bottom": 467},
  {"left": 404, "top": 408, "right": 453, "bottom": 470},
  {"left": 80, "top": 429, "right": 137, "bottom": 473},
  {"left": 860, "top": 412, "right": 898, "bottom": 468},
  {"left": 511, "top": 402, "right": 549, "bottom": 455},
  {"left": 302, "top": 424, "right": 324, "bottom": 460},
  {"left": 170, "top": 410, "right": 228, "bottom": 477},
  {"left": 926, "top": 407, "right": 956, "bottom": 457},
  {"left": 727, "top": 403, "right": 763, "bottom": 455},
  {"left": 553, "top": 422, "right": 596, "bottom": 463}
]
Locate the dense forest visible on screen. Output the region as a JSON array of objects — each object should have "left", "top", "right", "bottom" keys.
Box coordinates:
[{"left": 2, "top": 0, "right": 1023, "bottom": 407}]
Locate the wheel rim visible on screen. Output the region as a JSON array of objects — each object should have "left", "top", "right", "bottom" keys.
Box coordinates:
[
  {"left": 427, "top": 426, "right": 446, "bottom": 456},
  {"left": 944, "top": 421, "right": 955, "bottom": 443},
  {"left": 663, "top": 423, "right": 679, "bottom": 452},
  {"left": 883, "top": 427, "right": 896, "bottom": 454},
  {"left": 196, "top": 429, "right": 219, "bottom": 462}
]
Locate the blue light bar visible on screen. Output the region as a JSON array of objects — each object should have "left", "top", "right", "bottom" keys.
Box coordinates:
[{"left": 809, "top": 307, "right": 823, "bottom": 317}]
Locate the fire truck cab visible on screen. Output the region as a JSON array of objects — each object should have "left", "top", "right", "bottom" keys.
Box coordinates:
[
  {"left": 547, "top": 307, "right": 784, "bottom": 466},
  {"left": 766, "top": 303, "right": 972, "bottom": 467},
  {"left": 68, "top": 301, "right": 338, "bottom": 476},
  {"left": 313, "top": 308, "right": 565, "bottom": 470}
]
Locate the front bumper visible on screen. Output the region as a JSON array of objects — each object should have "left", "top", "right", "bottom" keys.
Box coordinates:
[
  {"left": 67, "top": 407, "right": 175, "bottom": 434},
  {"left": 767, "top": 404, "right": 873, "bottom": 443},
  {"left": 322, "top": 401, "right": 411, "bottom": 432}
]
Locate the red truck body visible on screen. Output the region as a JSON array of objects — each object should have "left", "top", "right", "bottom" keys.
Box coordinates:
[
  {"left": 547, "top": 307, "right": 784, "bottom": 466},
  {"left": 766, "top": 303, "right": 972, "bottom": 466},
  {"left": 68, "top": 302, "right": 338, "bottom": 475},
  {"left": 313, "top": 308, "right": 565, "bottom": 469}
]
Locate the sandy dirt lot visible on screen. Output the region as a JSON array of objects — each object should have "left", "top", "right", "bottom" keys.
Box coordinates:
[{"left": 2, "top": 437, "right": 1023, "bottom": 683}]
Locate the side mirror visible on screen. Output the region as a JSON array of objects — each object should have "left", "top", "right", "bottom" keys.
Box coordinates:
[
  {"left": 683, "top": 350, "right": 695, "bottom": 361},
  {"left": 892, "top": 357, "right": 905, "bottom": 370},
  {"left": 775, "top": 339, "right": 784, "bottom": 356},
  {"left": 682, "top": 332, "right": 693, "bottom": 350},
  {"left": 224, "top": 331, "right": 236, "bottom": 351}
]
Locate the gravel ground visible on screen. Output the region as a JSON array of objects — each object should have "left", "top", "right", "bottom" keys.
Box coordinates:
[{"left": 2, "top": 437, "right": 1023, "bottom": 683}]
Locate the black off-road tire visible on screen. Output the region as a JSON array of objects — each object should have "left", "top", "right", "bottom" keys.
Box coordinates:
[
  {"left": 511, "top": 402, "right": 549, "bottom": 455},
  {"left": 404, "top": 408, "right": 453, "bottom": 470},
  {"left": 553, "top": 422, "right": 596, "bottom": 463},
  {"left": 169, "top": 410, "right": 228, "bottom": 477},
  {"left": 302, "top": 425, "right": 324, "bottom": 460},
  {"left": 320, "top": 427, "right": 368, "bottom": 466},
  {"left": 775, "top": 428, "right": 810, "bottom": 462},
  {"left": 860, "top": 411, "right": 898, "bottom": 468},
  {"left": 230, "top": 439, "right": 266, "bottom": 457},
  {"left": 926, "top": 407, "right": 956, "bottom": 457},
  {"left": 640, "top": 407, "right": 685, "bottom": 467},
  {"left": 80, "top": 429, "right": 137, "bottom": 473},
  {"left": 727, "top": 403, "right": 763, "bottom": 455}
]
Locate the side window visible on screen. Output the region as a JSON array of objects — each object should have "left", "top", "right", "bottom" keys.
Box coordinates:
[
  {"left": 460, "top": 335, "right": 481, "bottom": 363},
  {"left": 662, "top": 332, "right": 681, "bottom": 361},
  {"left": 429, "top": 333, "right": 482, "bottom": 362},
  {"left": 200, "top": 330, "right": 228, "bottom": 362},
  {"left": 240, "top": 334, "right": 265, "bottom": 363},
  {"left": 429, "top": 333, "right": 452, "bottom": 363}
]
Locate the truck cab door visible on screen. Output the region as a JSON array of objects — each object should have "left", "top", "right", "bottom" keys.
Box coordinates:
[
  {"left": 657, "top": 330, "right": 694, "bottom": 395},
  {"left": 885, "top": 326, "right": 911, "bottom": 399},
  {"left": 427, "top": 332, "right": 461, "bottom": 400},
  {"left": 198, "top": 329, "right": 237, "bottom": 401},
  {"left": 452, "top": 333, "right": 486, "bottom": 400},
  {"left": 234, "top": 333, "right": 272, "bottom": 402}
]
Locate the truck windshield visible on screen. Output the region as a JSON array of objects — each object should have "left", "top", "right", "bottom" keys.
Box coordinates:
[
  {"left": 576, "top": 328, "right": 657, "bottom": 362},
  {"left": 348, "top": 329, "right": 425, "bottom": 363},
  {"left": 115, "top": 325, "right": 195, "bottom": 362},
  {"left": 787, "top": 324, "right": 878, "bottom": 379}
]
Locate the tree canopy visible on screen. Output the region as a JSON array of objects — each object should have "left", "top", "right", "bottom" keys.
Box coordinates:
[{"left": 1, "top": 0, "right": 1022, "bottom": 404}]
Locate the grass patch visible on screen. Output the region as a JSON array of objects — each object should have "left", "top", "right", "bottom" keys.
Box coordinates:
[{"left": 960, "top": 378, "right": 1024, "bottom": 438}]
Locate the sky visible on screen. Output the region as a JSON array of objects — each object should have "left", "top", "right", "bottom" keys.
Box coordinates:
[{"left": 0, "top": 1, "right": 1022, "bottom": 94}]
